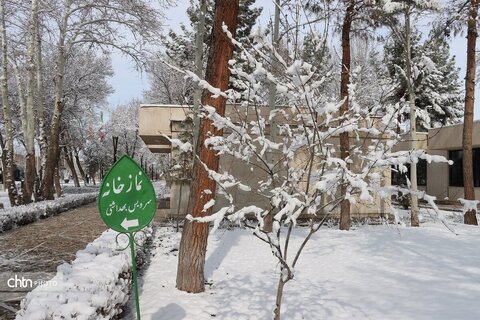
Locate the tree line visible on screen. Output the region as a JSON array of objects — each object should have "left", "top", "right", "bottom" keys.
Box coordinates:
[{"left": 0, "top": 0, "right": 169, "bottom": 206}]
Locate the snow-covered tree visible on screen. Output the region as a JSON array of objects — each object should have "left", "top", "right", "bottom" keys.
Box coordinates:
[
  {"left": 384, "top": 30, "right": 463, "bottom": 130},
  {"left": 145, "top": 0, "right": 261, "bottom": 106},
  {"left": 176, "top": 0, "right": 240, "bottom": 294},
  {"left": 106, "top": 99, "right": 141, "bottom": 160},
  {"left": 41, "top": 0, "right": 169, "bottom": 200},
  {"left": 179, "top": 11, "right": 453, "bottom": 319},
  {"left": 60, "top": 49, "right": 113, "bottom": 187},
  {"left": 0, "top": 0, "right": 19, "bottom": 206},
  {"left": 144, "top": 54, "right": 192, "bottom": 104}
]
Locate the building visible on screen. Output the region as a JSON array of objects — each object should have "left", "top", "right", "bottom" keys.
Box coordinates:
[
  {"left": 419, "top": 121, "right": 480, "bottom": 201},
  {"left": 139, "top": 104, "right": 392, "bottom": 220}
]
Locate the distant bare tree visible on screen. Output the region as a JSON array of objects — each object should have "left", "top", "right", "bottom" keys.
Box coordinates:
[{"left": 41, "top": 0, "right": 169, "bottom": 199}]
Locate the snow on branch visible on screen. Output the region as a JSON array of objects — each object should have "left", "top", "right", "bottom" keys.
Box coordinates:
[{"left": 161, "top": 134, "right": 192, "bottom": 153}]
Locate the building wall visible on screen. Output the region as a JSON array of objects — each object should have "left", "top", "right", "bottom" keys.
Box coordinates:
[
  {"left": 428, "top": 120, "right": 480, "bottom": 150},
  {"left": 170, "top": 182, "right": 190, "bottom": 217},
  {"left": 447, "top": 187, "right": 480, "bottom": 201},
  {"left": 426, "top": 150, "right": 450, "bottom": 201},
  {"left": 426, "top": 122, "right": 480, "bottom": 201},
  {"left": 140, "top": 104, "right": 393, "bottom": 218}
]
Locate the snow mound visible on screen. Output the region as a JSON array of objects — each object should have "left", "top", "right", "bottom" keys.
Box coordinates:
[{"left": 16, "top": 227, "right": 152, "bottom": 320}]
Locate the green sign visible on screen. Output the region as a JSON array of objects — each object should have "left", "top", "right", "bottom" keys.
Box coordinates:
[{"left": 98, "top": 155, "right": 157, "bottom": 233}]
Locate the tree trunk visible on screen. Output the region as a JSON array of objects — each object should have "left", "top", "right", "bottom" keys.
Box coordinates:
[
  {"left": 130, "top": 129, "right": 139, "bottom": 159},
  {"left": 273, "top": 278, "right": 286, "bottom": 320},
  {"left": 263, "top": 0, "right": 281, "bottom": 233},
  {"left": 192, "top": 0, "right": 207, "bottom": 152},
  {"left": 463, "top": 0, "right": 479, "bottom": 225},
  {"left": 36, "top": 6, "right": 48, "bottom": 197},
  {"left": 404, "top": 7, "right": 420, "bottom": 227},
  {"left": 54, "top": 164, "right": 62, "bottom": 197},
  {"left": 74, "top": 148, "right": 87, "bottom": 185},
  {"left": 112, "top": 136, "right": 119, "bottom": 163},
  {"left": 0, "top": 0, "right": 18, "bottom": 207},
  {"left": 90, "top": 170, "right": 96, "bottom": 185},
  {"left": 176, "top": 0, "right": 239, "bottom": 293},
  {"left": 63, "top": 146, "right": 80, "bottom": 187},
  {"left": 21, "top": 0, "right": 39, "bottom": 205},
  {"left": 339, "top": 0, "right": 354, "bottom": 231},
  {"left": 42, "top": 0, "right": 70, "bottom": 200},
  {"left": 10, "top": 57, "right": 36, "bottom": 202},
  {"left": 24, "top": 154, "right": 36, "bottom": 203}
]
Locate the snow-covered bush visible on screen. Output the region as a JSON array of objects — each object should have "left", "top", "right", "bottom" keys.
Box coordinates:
[
  {"left": 16, "top": 227, "right": 152, "bottom": 320},
  {"left": 0, "top": 193, "right": 97, "bottom": 233},
  {"left": 62, "top": 185, "right": 100, "bottom": 194}
]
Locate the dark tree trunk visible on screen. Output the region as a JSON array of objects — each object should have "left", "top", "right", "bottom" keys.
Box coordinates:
[
  {"left": 131, "top": 129, "right": 139, "bottom": 159},
  {"left": 74, "top": 149, "right": 87, "bottom": 185},
  {"left": 63, "top": 146, "right": 80, "bottom": 187},
  {"left": 0, "top": 133, "right": 5, "bottom": 190},
  {"left": 112, "top": 136, "right": 119, "bottom": 163},
  {"left": 42, "top": 102, "right": 63, "bottom": 199},
  {"left": 53, "top": 143, "right": 63, "bottom": 197},
  {"left": 463, "top": 0, "right": 479, "bottom": 225},
  {"left": 22, "top": 153, "right": 36, "bottom": 204},
  {"left": 176, "top": 0, "right": 240, "bottom": 293},
  {"left": 273, "top": 277, "right": 286, "bottom": 320},
  {"left": 339, "top": 0, "right": 354, "bottom": 231},
  {"left": 89, "top": 166, "right": 97, "bottom": 185},
  {"left": 54, "top": 164, "right": 62, "bottom": 197}
]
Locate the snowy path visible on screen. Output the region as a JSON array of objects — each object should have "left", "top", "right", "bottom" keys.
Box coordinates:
[
  {"left": 138, "top": 223, "right": 480, "bottom": 320},
  {"left": 0, "top": 201, "right": 107, "bottom": 319}
]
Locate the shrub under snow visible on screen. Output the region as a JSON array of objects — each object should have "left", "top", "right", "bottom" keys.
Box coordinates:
[
  {"left": 62, "top": 185, "right": 100, "bottom": 194},
  {"left": 16, "top": 227, "right": 152, "bottom": 320},
  {"left": 0, "top": 193, "right": 97, "bottom": 233}
]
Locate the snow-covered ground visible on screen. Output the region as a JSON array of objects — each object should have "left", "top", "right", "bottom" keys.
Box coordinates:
[{"left": 139, "top": 219, "right": 480, "bottom": 320}]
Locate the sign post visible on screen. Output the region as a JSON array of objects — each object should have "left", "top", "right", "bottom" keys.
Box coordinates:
[{"left": 98, "top": 155, "right": 157, "bottom": 320}]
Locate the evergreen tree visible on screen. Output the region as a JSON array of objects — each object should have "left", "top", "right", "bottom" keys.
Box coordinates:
[
  {"left": 149, "top": 0, "right": 261, "bottom": 104},
  {"left": 187, "top": 0, "right": 261, "bottom": 46},
  {"left": 418, "top": 39, "right": 464, "bottom": 127},
  {"left": 163, "top": 0, "right": 261, "bottom": 69},
  {"left": 384, "top": 30, "right": 463, "bottom": 130},
  {"left": 302, "top": 32, "right": 334, "bottom": 78}
]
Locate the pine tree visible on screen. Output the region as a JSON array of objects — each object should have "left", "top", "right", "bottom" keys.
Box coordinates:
[
  {"left": 164, "top": 0, "right": 261, "bottom": 68},
  {"left": 418, "top": 39, "right": 464, "bottom": 127},
  {"left": 155, "top": 1, "right": 261, "bottom": 104},
  {"left": 176, "top": 0, "right": 240, "bottom": 294},
  {"left": 384, "top": 30, "right": 463, "bottom": 130},
  {"left": 187, "top": 0, "right": 261, "bottom": 46},
  {"left": 302, "top": 31, "right": 335, "bottom": 82}
]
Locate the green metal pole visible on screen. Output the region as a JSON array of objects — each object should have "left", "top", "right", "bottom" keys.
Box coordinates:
[{"left": 129, "top": 233, "right": 141, "bottom": 320}]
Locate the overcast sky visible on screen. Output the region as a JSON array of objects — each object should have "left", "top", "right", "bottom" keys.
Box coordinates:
[{"left": 107, "top": 0, "right": 480, "bottom": 120}]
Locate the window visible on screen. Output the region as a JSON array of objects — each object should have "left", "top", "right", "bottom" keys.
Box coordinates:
[
  {"left": 449, "top": 150, "right": 463, "bottom": 187},
  {"left": 449, "top": 148, "right": 480, "bottom": 187},
  {"left": 391, "top": 159, "right": 427, "bottom": 186}
]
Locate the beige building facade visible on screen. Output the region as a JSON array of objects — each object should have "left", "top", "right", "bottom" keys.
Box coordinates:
[
  {"left": 139, "top": 104, "right": 393, "bottom": 219},
  {"left": 140, "top": 104, "right": 392, "bottom": 219},
  {"left": 392, "top": 121, "right": 480, "bottom": 201},
  {"left": 425, "top": 121, "right": 480, "bottom": 201}
]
